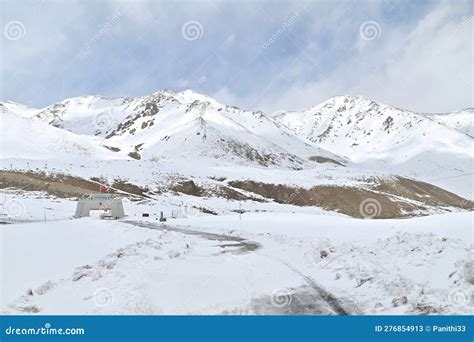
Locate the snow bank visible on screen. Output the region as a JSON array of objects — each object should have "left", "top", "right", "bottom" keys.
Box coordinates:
[{"left": 0, "top": 218, "right": 163, "bottom": 305}]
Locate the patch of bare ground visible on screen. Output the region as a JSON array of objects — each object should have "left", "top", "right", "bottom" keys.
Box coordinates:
[
  {"left": 0, "top": 171, "right": 152, "bottom": 200},
  {"left": 221, "top": 140, "right": 303, "bottom": 169},
  {"left": 228, "top": 178, "right": 473, "bottom": 218},
  {"left": 0, "top": 170, "right": 103, "bottom": 198},
  {"left": 112, "top": 179, "right": 150, "bottom": 198},
  {"left": 103, "top": 145, "right": 121, "bottom": 152},
  {"left": 127, "top": 151, "right": 141, "bottom": 160},
  {"left": 170, "top": 180, "right": 205, "bottom": 196},
  {"left": 197, "top": 206, "right": 218, "bottom": 215},
  {"left": 309, "top": 156, "right": 345, "bottom": 167},
  {"left": 169, "top": 179, "right": 265, "bottom": 202},
  {"left": 375, "top": 177, "right": 473, "bottom": 209}
]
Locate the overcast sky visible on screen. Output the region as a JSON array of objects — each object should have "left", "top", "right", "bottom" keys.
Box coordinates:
[{"left": 1, "top": 0, "right": 472, "bottom": 113}]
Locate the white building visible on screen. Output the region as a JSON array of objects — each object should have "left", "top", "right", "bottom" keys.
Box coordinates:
[{"left": 74, "top": 194, "right": 125, "bottom": 219}]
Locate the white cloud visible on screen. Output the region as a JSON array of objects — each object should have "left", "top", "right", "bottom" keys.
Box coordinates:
[
  {"left": 252, "top": 1, "right": 473, "bottom": 113},
  {"left": 1, "top": 0, "right": 471, "bottom": 113}
]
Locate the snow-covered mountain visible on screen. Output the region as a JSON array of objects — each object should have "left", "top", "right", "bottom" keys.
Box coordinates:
[
  {"left": 274, "top": 95, "right": 473, "bottom": 195},
  {"left": 274, "top": 95, "right": 472, "bottom": 162},
  {"left": 103, "top": 90, "right": 344, "bottom": 167},
  {"left": 1, "top": 90, "right": 472, "bottom": 198},
  {"left": 16, "top": 90, "right": 343, "bottom": 168},
  {"left": 2, "top": 91, "right": 472, "bottom": 167}
]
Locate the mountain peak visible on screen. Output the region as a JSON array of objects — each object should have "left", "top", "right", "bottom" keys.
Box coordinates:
[
  {"left": 174, "top": 89, "right": 220, "bottom": 106},
  {"left": 313, "top": 95, "right": 374, "bottom": 112},
  {"left": 328, "top": 94, "right": 372, "bottom": 102},
  {"left": 150, "top": 89, "right": 175, "bottom": 97}
]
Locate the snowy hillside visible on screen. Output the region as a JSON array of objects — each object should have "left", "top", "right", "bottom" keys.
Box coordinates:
[
  {"left": 6, "top": 90, "right": 343, "bottom": 168},
  {"left": 0, "top": 111, "right": 124, "bottom": 160},
  {"left": 33, "top": 95, "right": 140, "bottom": 136},
  {"left": 24, "top": 91, "right": 471, "bottom": 169},
  {"left": 0, "top": 101, "right": 39, "bottom": 118},
  {"left": 275, "top": 95, "right": 473, "bottom": 198},
  {"left": 6, "top": 90, "right": 469, "bottom": 171},
  {"left": 427, "top": 109, "right": 474, "bottom": 137},
  {"left": 0, "top": 90, "right": 472, "bottom": 200},
  {"left": 104, "top": 90, "right": 342, "bottom": 167},
  {"left": 274, "top": 95, "right": 472, "bottom": 162}
]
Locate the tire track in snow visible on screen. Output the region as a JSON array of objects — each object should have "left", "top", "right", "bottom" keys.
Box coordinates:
[
  {"left": 125, "top": 220, "right": 354, "bottom": 315},
  {"left": 270, "top": 257, "right": 351, "bottom": 315},
  {"left": 123, "top": 220, "right": 260, "bottom": 254}
]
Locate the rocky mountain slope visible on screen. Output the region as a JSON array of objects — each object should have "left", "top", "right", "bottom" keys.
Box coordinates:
[
  {"left": 274, "top": 95, "right": 473, "bottom": 197},
  {"left": 1, "top": 90, "right": 472, "bottom": 216},
  {"left": 4, "top": 90, "right": 344, "bottom": 168},
  {"left": 274, "top": 95, "right": 472, "bottom": 163}
]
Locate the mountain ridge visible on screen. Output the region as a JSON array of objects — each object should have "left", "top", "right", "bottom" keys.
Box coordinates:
[
  {"left": 1, "top": 90, "right": 472, "bottom": 197},
  {"left": 1, "top": 90, "right": 472, "bottom": 211},
  {"left": 2, "top": 90, "right": 473, "bottom": 121}
]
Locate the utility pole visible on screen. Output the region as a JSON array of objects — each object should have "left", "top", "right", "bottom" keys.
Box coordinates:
[{"left": 239, "top": 201, "right": 241, "bottom": 221}]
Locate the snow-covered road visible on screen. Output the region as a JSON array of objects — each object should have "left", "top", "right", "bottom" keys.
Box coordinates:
[
  {"left": 124, "top": 220, "right": 353, "bottom": 315},
  {"left": 1, "top": 212, "right": 471, "bottom": 315},
  {"left": 125, "top": 220, "right": 261, "bottom": 255}
]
